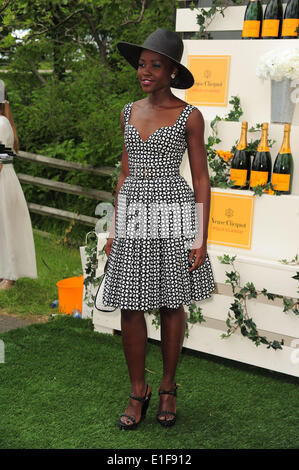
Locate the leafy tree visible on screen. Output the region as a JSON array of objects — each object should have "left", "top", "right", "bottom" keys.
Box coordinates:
[
  {"left": 1, "top": 1, "right": 177, "bottom": 76},
  {"left": 0, "top": 0, "right": 178, "bottom": 238}
]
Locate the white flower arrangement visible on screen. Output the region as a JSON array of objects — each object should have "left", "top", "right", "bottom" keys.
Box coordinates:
[{"left": 256, "top": 47, "right": 299, "bottom": 82}]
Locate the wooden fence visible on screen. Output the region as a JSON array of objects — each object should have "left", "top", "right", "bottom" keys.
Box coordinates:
[{"left": 16, "top": 150, "right": 115, "bottom": 227}]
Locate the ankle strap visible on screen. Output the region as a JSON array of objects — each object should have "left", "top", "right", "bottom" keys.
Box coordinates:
[
  {"left": 130, "top": 384, "right": 149, "bottom": 403},
  {"left": 158, "top": 384, "right": 177, "bottom": 396}
]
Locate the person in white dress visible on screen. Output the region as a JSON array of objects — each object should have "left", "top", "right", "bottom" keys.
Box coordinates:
[{"left": 0, "top": 80, "right": 37, "bottom": 289}]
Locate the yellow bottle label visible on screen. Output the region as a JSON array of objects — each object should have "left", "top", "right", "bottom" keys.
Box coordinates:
[
  {"left": 230, "top": 168, "right": 248, "bottom": 186},
  {"left": 236, "top": 144, "right": 246, "bottom": 150},
  {"left": 282, "top": 18, "right": 299, "bottom": 37},
  {"left": 257, "top": 145, "right": 269, "bottom": 152},
  {"left": 272, "top": 173, "right": 290, "bottom": 191},
  {"left": 279, "top": 146, "right": 291, "bottom": 154},
  {"left": 250, "top": 170, "right": 268, "bottom": 187},
  {"left": 262, "top": 19, "right": 280, "bottom": 37},
  {"left": 242, "top": 20, "right": 261, "bottom": 38}
]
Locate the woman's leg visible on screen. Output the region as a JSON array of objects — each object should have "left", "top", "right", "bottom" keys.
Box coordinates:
[
  {"left": 158, "top": 304, "right": 186, "bottom": 421},
  {"left": 119, "top": 308, "right": 150, "bottom": 425}
]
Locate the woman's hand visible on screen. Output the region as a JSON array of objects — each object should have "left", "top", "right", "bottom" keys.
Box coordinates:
[
  {"left": 188, "top": 239, "right": 207, "bottom": 272},
  {"left": 104, "top": 237, "right": 114, "bottom": 258}
]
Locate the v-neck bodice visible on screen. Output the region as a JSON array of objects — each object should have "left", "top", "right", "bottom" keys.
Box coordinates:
[
  {"left": 127, "top": 103, "right": 189, "bottom": 144},
  {"left": 123, "top": 101, "right": 196, "bottom": 177}
]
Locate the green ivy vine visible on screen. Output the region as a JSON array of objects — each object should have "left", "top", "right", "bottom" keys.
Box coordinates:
[
  {"left": 83, "top": 232, "right": 105, "bottom": 315},
  {"left": 148, "top": 253, "right": 299, "bottom": 346},
  {"left": 218, "top": 254, "right": 299, "bottom": 350},
  {"left": 190, "top": 0, "right": 243, "bottom": 39},
  {"left": 207, "top": 96, "right": 243, "bottom": 189}
]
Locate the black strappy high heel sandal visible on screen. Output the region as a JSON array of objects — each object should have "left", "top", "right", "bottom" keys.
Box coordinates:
[
  {"left": 118, "top": 384, "right": 152, "bottom": 430},
  {"left": 156, "top": 383, "right": 178, "bottom": 427}
]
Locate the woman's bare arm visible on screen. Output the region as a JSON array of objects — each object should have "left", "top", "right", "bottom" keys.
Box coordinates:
[
  {"left": 185, "top": 108, "right": 211, "bottom": 269},
  {"left": 104, "top": 107, "right": 129, "bottom": 256}
]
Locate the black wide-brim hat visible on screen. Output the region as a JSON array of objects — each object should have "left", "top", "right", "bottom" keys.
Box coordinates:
[{"left": 117, "top": 28, "right": 194, "bottom": 90}]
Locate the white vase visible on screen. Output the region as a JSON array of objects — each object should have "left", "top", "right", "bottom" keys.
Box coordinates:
[{"left": 271, "top": 78, "right": 295, "bottom": 124}]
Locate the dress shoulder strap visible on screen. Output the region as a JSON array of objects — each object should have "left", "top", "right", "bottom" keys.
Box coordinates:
[
  {"left": 179, "top": 104, "right": 197, "bottom": 128},
  {"left": 123, "top": 102, "right": 133, "bottom": 126}
]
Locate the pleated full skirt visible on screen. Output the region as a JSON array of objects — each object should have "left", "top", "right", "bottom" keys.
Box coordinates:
[{"left": 102, "top": 175, "right": 216, "bottom": 311}]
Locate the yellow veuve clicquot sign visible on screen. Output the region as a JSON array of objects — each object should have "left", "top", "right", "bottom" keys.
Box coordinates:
[
  {"left": 207, "top": 190, "right": 255, "bottom": 249},
  {"left": 185, "top": 55, "right": 231, "bottom": 107}
]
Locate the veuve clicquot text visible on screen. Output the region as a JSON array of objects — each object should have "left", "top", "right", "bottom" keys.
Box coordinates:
[
  {"left": 230, "top": 122, "right": 251, "bottom": 189},
  {"left": 242, "top": 0, "right": 263, "bottom": 39},
  {"left": 272, "top": 124, "right": 294, "bottom": 194},
  {"left": 281, "top": 0, "right": 299, "bottom": 38},
  {"left": 250, "top": 123, "right": 272, "bottom": 188},
  {"left": 262, "top": 0, "right": 283, "bottom": 38}
]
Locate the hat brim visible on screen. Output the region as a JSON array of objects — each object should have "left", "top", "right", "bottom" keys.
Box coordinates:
[{"left": 117, "top": 41, "right": 194, "bottom": 90}]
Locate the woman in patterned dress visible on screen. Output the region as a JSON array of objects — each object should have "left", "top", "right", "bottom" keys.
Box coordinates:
[{"left": 103, "top": 29, "right": 215, "bottom": 429}]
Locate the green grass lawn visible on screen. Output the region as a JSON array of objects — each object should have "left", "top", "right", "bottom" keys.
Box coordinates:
[
  {"left": 0, "top": 231, "right": 83, "bottom": 317},
  {"left": 0, "top": 316, "right": 298, "bottom": 449}
]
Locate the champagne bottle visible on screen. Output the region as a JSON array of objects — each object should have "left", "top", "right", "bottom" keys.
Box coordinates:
[
  {"left": 262, "top": 0, "right": 283, "bottom": 38},
  {"left": 272, "top": 124, "right": 294, "bottom": 194},
  {"left": 250, "top": 123, "right": 272, "bottom": 189},
  {"left": 281, "top": 0, "right": 299, "bottom": 38},
  {"left": 230, "top": 122, "right": 251, "bottom": 189},
  {"left": 242, "top": 0, "right": 263, "bottom": 39}
]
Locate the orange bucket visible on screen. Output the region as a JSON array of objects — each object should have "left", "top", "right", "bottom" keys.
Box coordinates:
[{"left": 56, "top": 276, "right": 84, "bottom": 315}]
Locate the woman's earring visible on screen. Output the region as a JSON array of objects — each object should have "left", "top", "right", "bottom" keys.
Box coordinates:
[{"left": 171, "top": 73, "right": 176, "bottom": 79}]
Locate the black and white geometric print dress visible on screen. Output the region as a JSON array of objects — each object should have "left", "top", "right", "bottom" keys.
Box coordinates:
[{"left": 102, "top": 102, "right": 216, "bottom": 311}]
